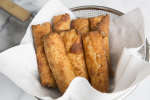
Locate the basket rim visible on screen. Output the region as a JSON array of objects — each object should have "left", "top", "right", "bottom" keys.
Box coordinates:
[{"left": 70, "top": 5, "right": 124, "bottom": 16}]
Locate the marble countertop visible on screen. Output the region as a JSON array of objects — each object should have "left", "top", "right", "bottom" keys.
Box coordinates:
[
  {"left": 1, "top": 0, "right": 150, "bottom": 100},
  {"left": 0, "top": 0, "right": 48, "bottom": 52}
]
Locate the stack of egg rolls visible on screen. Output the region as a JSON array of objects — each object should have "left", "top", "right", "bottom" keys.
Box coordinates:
[
  {"left": 72, "top": 15, "right": 110, "bottom": 92},
  {"left": 32, "top": 13, "right": 110, "bottom": 93}
]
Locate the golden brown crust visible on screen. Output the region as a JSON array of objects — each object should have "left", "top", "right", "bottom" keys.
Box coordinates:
[
  {"left": 71, "top": 18, "right": 89, "bottom": 36},
  {"left": 43, "top": 33, "right": 75, "bottom": 93},
  {"left": 60, "top": 29, "right": 89, "bottom": 79},
  {"left": 97, "top": 14, "right": 110, "bottom": 37},
  {"left": 98, "top": 15, "right": 110, "bottom": 72},
  {"left": 60, "top": 29, "right": 78, "bottom": 52},
  {"left": 90, "top": 15, "right": 111, "bottom": 76},
  {"left": 36, "top": 46, "right": 56, "bottom": 87},
  {"left": 32, "top": 22, "right": 52, "bottom": 47},
  {"left": 89, "top": 15, "right": 104, "bottom": 30},
  {"left": 32, "top": 23, "right": 56, "bottom": 88},
  {"left": 52, "top": 13, "right": 71, "bottom": 32},
  {"left": 103, "top": 37, "right": 110, "bottom": 64},
  {"left": 70, "top": 40, "right": 82, "bottom": 54},
  {"left": 83, "top": 31, "right": 109, "bottom": 92}
]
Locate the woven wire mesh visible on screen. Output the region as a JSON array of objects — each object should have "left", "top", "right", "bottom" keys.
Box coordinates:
[{"left": 71, "top": 6, "right": 123, "bottom": 18}]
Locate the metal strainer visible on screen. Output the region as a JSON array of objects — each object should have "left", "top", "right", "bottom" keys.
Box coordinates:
[
  {"left": 71, "top": 5, "right": 124, "bottom": 18},
  {"left": 35, "top": 6, "right": 149, "bottom": 100}
]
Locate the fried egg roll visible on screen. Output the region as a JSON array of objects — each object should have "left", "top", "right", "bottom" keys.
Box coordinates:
[
  {"left": 97, "top": 14, "right": 110, "bottom": 38},
  {"left": 83, "top": 31, "right": 109, "bottom": 92},
  {"left": 60, "top": 29, "right": 88, "bottom": 79},
  {"left": 43, "top": 33, "right": 75, "bottom": 93},
  {"left": 99, "top": 15, "right": 110, "bottom": 63},
  {"left": 52, "top": 13, "right": 71, "bottom": 32},
  {"left": 89, "top": 15, "right": 104, "bottom": 30},
  {"left": 99, "top": 15, "right": 113, "bottom": 77},
  {"left": 32, "top": 23, "right": 56, "bottom": 87},
  {"left": 89, "top": 15, "right": 110, "bottom": 63},
  {"left": 71, "top": 18, "right": 89, "bottom": 36}
]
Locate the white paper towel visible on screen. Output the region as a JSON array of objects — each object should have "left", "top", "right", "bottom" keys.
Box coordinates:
[{"left": 0, "top": 0, "right": 149, "bottom": 100}]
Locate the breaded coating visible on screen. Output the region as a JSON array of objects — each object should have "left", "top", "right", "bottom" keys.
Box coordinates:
[
  {"left": 90, "top": 15, "right": 111, "bottom": 75},
  {"left": 71, "top": 18, "right": 89, "bottom": 36},
  {"left": 36, "top": 46, "right": 56, "bottom": 87},
  {"left": 52, "top": 13, "right": 71, "bottom": 32},
  {"left": 89, "top": 15, "right": 104, "bottom": 30},
  {"left": 43, "top": 33, "right": 75, "bottom": 93},
  {"left": 99, "top": 15, "right": 110, "bottom": 61},
  {"left": 97, "top": 15, "right": 110, "bottom": 37},
  {"left": 103, "top": 37, "right": 110, "bottom": 64},
  {"left": 32, "top": 23, "right": 52, "bottom": 47},
  {"left": 83, "top": 31, "right": 109, "bottom": 92},
  {"left": 32, "top": 23, "right": 56, "bottom": 88},
  {"left": 60, "top": 29, "right": 89, "bottom": 80},
  {"left": 98, "top": 15, "right": 112, "bottom": 77},
  {"left": 98, "top": 15, "right": 110, "bottom": 71}
]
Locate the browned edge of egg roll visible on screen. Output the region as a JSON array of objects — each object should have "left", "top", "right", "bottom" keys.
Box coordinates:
[
  {"left": 89, "top": 15, "right": 104, "bottom": 31},
  {"left": 97, "top": 14, "right": 110, "bottom": 38},
  {"left": 82, "top": 31, "right": 109, "bottom": 92},
  {"left": 32, "top": 23, "right": 56, "bottom": 88},
  {"left": 60, "top": 29, "right": 89, "bottom": 80},
  {"left": 98, "top": 15, "right": 110, "bottom": 62},
  {"left": 43, "top": 33, "right": 76, "bottom": 93},
  {"left": 71, "top": 18, "right": 89, "bottom": 36},
  {"left": 52, "top": 13, "right": 71, "bottom": 32},
  {"left": 89, "top": 15, "right": 110, "bottom": 63},
  {"left": 89, "top": 15, "right": 113, "bottom": 77},
  {"left": 97, "top": 15, "right": 113, "bottom": 77}
]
